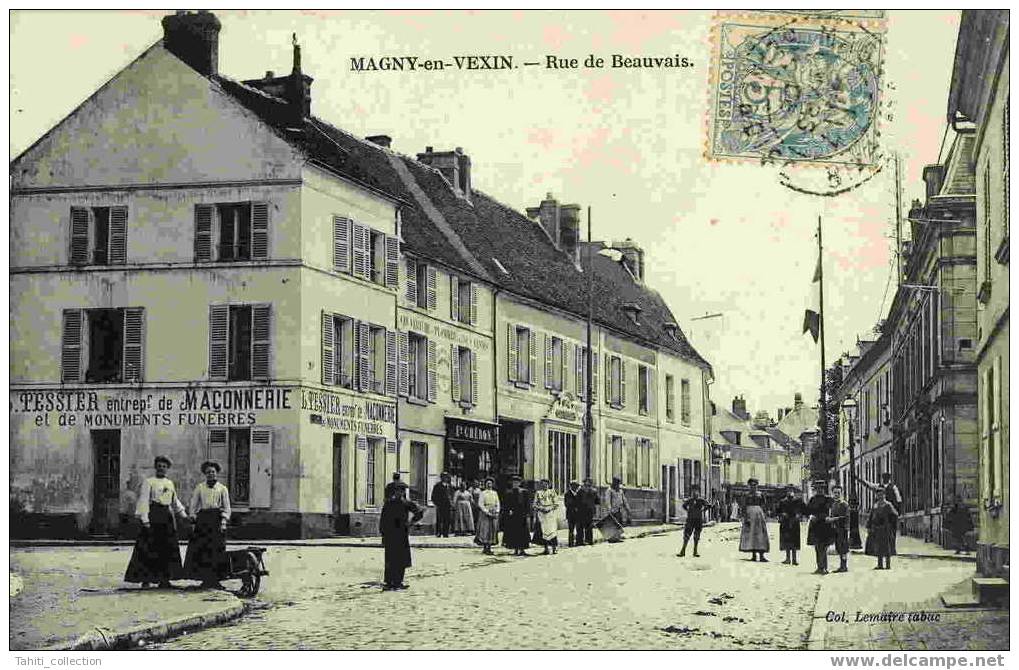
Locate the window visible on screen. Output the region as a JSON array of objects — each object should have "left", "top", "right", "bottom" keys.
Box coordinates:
[
  {"left": 693, "top": 460, "right": 702, "bottom": 492},
  {"left": 369, "top": 230, "right": 387, "bottom": 285},
  {"left": 408, "top": 441, "right": 427, "bottom": 504},
  {"left": 405, "top": 261, "right": 435, "bottom": 309},
  {"left": 333, "top": 216, "right": 399, "bottom": 288},
  {"left": 322, "top": 313, "right": 355, "bottom": 389},
  {"left": 229, "top": 428, "right": 251, "bottom": 505},
  {"left": 665, "top": 374, "right": 675, "bottom": 422},
  {"left": 682, "top": 459, "right": 692, "bottom": 496},
  {"left": 405, "top": 333, "right": 430, "bottom": 400},
  {"left": 69, "top": 206, "right": 127, "bottom": 265},
  {"left": 548, "top": 430, "right": 577, "bottom": 493},
  {"left": 680, "top": 378, "right": 691, "bottom": 425},
  {"left": 611, "top": 435, "right": 623, "bottom": 482},
  {"left": 194, "top": 202, "right": 268, "bottom": 262},
  {"left": 355, "top": 436, "right": 388, "bottom": 509},
  {"left": 356, "top": 324, "right": 389, "bottom": 395},
  {"left": 507, "top": 324, "right": 535, "bottom": 385},
  {"left": 574, "top": 346, "right": 598, "bottom": 401},
  {"left": 638, "top": 365, "right": 650, "bottom": 414},
  {"left": 626, "top": 438, "right": 637, "bottom": 486},
  {"left": 636, "top": 438, "right": 653, "bottom": 487},
  {"left": 208, "top": 427, "right": 272, "bottom": 508},
  {"left": 451, "top": 345, "right": 477, "bottom": 406},
  {"left": 863, "top": 389, "right": 870, "bottom": 437},
  {"left": 545, "top": 335, "right": 566, "bottom": 392},
  {"left": 451, "top": 277, "right": 477, "bottom": 324},
  {"left": 209, "top": 304, "right": 271, "bottom": 381},
  {"left": 61, "top": 307, "right": 144, "bottom": 383},
  {"left": 607, "top": 355, "right": 625, "bottom": 408}
]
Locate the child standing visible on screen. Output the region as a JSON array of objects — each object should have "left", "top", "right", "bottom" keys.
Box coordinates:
[
  {"left": 865, "top": 489, "right": 898, "bottom": 570},
  {"left": 678, "top": 485, "right": 710, "bottom": 557}
]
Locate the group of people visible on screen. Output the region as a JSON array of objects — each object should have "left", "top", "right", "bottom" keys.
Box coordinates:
[
  {"left": 729, "top": 474, "right": 902, "bottom": 573},
  {"left": 122, "top": 456, "right": 232, "bottom": 590}
]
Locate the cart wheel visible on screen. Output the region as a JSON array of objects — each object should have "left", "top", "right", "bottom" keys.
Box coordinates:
[{"left": 237, "top": 551, "right": 261, "bottom": 598}]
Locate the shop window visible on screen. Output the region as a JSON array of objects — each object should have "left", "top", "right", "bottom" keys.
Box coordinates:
[
  {"left": 69, "top": 206, "right": 127, "bottom": 265},
  {"left": 61, "top": 307, "right": 145, "bottom": 383},
  {"left": 209, "top": 304, "right": 271, "bottom": 381},
  {"left": 681, "top": 378, "right": 691, "bottom": 425},
  {"left": 548, "top": 430, "right": 577, "bottom": 493},
  {"left": 665, "top": 374, "right": 675, "bottom": 422}
]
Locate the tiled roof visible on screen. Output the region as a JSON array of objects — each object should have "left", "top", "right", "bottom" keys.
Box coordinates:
[
  {"left": 213, "top": 71, "right": 711, "bottom": 372},
  {"left": 940, "top": 134, "right": 976, "bottom": 196}
]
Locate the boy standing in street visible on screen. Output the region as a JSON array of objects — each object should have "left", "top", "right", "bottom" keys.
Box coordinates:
[{"left": 678, "top": 485, "right": 710, "bottom": 557}]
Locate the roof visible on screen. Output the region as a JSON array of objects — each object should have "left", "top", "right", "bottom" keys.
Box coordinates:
[
  {"left": 212, "top": 67, "right": 711, "bottom": 371},
  {"left": 947, "top": 10, "right": 1009, "bottom": 127},
  {"left": 938, "top": 133, "right": 976, "bottom": 197},
  {"left": 776, "top": 404, "right": 819, "bottom": 441}
]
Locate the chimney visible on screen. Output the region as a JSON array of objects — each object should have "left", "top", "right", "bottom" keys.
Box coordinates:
[
  {"left": 613, "top": 238, "right": 644, "bottom": 282},
  {"left": 417, "top": 147, "right": 471, "bottom": 200},
  {"left": 366, "top": 135, "right": 392, "bottom": 149},
  {"left": 162, "top": 10, "right": 221, "bottom": 77},
  {"left": 241, "top": 34, "right": 313, "bottom": 124},
  {"left": 794, "top": 393, "right": 804, "bottom": 411},
  {"left": 922, "top": 164, "right": 946, "bottom": 199},
  {"left": 559, "top": 204, "right": 581, "bottom": 263},
  {"left": 732, "top": 395, "right": 748, "bottom": 421},
  {"left": 526, "top": 193, "right": 560, "bottom": 242}
]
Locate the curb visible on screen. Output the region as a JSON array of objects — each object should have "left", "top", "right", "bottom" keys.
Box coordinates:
[{"left": 40, "top": 597, "right": 246, "bottom": 651}]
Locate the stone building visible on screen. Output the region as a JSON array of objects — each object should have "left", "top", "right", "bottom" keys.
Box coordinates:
[{"left": 947, "top": 9, "right": 1009, "bottom": 578}]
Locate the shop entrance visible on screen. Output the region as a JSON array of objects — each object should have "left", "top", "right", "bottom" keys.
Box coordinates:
[
  {"left": 332, "top": 433, "right": 349, "bottom": 534},
  {"left": 90, "top": 430, "right": 121, "bottom": 535},
  {"left": 445, "top": 417, "right": 500, "bottom": 489}
]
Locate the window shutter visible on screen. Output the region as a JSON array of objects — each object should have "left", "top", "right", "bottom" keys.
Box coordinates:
[
  {"left": 355, "top": 435, "right": 368, "bottom": 509},
  {"left": 69, "top": 207, "right": 90, "bottom": 265},
  {"left": 322, "top": 312, "right": 335, "bottom": 385},
  {"left": 470, "top": 349, "right": 478, "bottom": 407},
  {"left": 385, "top": 330, "right": 397, "bottom": 397},
  {"left": 405, "top": 259, "right": 418, "bottom": 304},
  {"left": 544, "top": 333, "right": 553, "bottom": 389},
  {"left": 374, "top": 440, "right": 387, "bottom": 507},
  {"left": 208, "top": 429, "right": 229, "bottom": 481},
  {"left": 251, "top": 202, "right": 270, "bottom": 259},
  {"left": 251, "top": 305, "right": 272, "bottom": 380},
  {"left": 561, "top": 341, "right": 569, "bottom": 393},
  {"left": 507, "top": 323, "right": 518, "bottom": 382},
  {"left": 426, "top": 339, "right": 437, "bottom": 402},
  {"left": 194, "top": 204, "right": 214, "bottom": 262},
  {"left": 249, "top": 428, "right": 273, "bottom": 508},
  {"left": 338, "top": 319, "right": 353, "bottom": 388},
  {"left": 647, "top": 368, "right": 655, "bottom": 412},
  {"left": 109, "top": 206, "right": 128, "bottom": 264},
  {"left": 592, "top": 352, "right": 598, "bottom": 402},
  {"left": 605, "top": 434, "right": 614, "bottom": 484},
  {"left": 993, "top": 355, "right": 1003, "bottom": 493},
  {"left": 333, "top": 216, "right": 351, "bottom": 273},
  {"left": 426, "top": 266, "right": 437, "bottom": 310},
  {"left": 398, "top": 331, "right": 409, "bottom": 397},
  {"left": 450, "top": 276, "right": 460, "bottom": 321},
  {"left": 575, "top": 344, "right": 583, "bottom": 396},
  {"left": 61, "top": 309, "right": 83, "bottom": 383},
  {"left": 528, "top": 329, "right": 537, "bottom": 385},
  {"left": 470, "top": 283, "right": 478, "bottom": 325},
  {"left": 605, "top": 356, "right": 613, "bottom": 403},
  {"left": 208, "top": 305, "right": 229, "bottom": 380},
  {"left": 385, "top": 235, "right": 400, "bottom": 288},
  {"left": 620, "top": 359, "right": 627, "bottom": 407},
  {"left": 352, "top": 222, "right": 369, "bottom": 279},
  {"left": 122, "top": 307, "right": 145, "bottom": 382},
  {"left": 450, "top": 344, "right": 461, "bottom": 402},
  {"left": 358, "top": 322, "right": 371, "bottom": 392}
]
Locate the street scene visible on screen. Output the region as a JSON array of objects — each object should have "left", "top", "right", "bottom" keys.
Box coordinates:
[{"left": 8, "top": 9, "right": 1010, "bottom": 655}]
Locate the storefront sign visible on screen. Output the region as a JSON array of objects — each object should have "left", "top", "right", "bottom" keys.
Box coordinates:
[
  {"left": 301, "top": 388, "right": 395, "bottom": 435},
  {"left": 445, "top": 417, "right": 497, "bottom": 445},
  {"left": 545, "top": 393, "right": 582, "bottom": 424}
]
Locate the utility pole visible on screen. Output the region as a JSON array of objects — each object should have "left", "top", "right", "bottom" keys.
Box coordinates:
[
  {"left": 818, "top": 216, "right": 828, "bottom": 483},
  {"left": 585, "top": 206, "right": 594, "bottom": 482}
]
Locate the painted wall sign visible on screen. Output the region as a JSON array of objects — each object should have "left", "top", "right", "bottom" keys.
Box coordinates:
[
  {"left": 398, "top": 313, "right": 491, "bottom": 351},
  {"left": 445, "top": 417, "right": 498, "bottom": 445},
  {"left": 544, "top": 392, "right": 582, "bottom": 424},
  {"left": 300, "top": 388, "right": 395, "bottom": 435}
]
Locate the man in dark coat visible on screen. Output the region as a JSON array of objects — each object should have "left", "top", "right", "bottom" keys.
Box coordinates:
[
  {"left": 577, "top": 478, "right": 599, "bottom": 546},
  {"left": 502, "top": 475, "right": 531, "bottom": 556},
  {"left": 380, "top": 481, "right": 424, "bottom": 591},
  {"left": 564, "top": 480, "right": 582, "bottom": 547},
  {"left": 777, "top": 485, "right": 806, "bottom": 565},
  {"left": 430, "top": 472, "right": 455, "bottom": 538},
  {"left": 828, "top": 485, "right": 851, "bottom": 573},
  {"left": 806, "top": 480, "right": 833, "bottom": 575}
]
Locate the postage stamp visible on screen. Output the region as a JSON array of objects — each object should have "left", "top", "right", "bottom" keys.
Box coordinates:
[{"left": 707, "top": 14, "right": 885, "bottom": 169}]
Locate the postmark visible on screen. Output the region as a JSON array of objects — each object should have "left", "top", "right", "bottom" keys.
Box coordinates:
[{"left": 707, "top": 14, "right": 885, "bottom": 170}]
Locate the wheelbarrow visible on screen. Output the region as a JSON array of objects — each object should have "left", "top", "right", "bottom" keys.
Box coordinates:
[{"left": 224, "top": 546, "right": 269, "bottom": 597}]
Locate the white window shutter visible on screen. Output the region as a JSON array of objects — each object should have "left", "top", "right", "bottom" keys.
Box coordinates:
[
  {"left": 647, "top": 368, "right": 655, "bottom": 412},
  {"left": 605, "top": 356, "right": 613, "bottom": 404},
  {"left": 575, "top": 344, "right": 583, "bottom": 397},
  {"left": 338, "top": 318, "right": 353, "bottom": 388},
  {"left": 592, "top": 352, "right": 598, "bottom": 402},
  {"left": 561, "top": 340, "right": 569, "bottom": 393},
  {"left": 450, "top": 276, "right": 460, "bottom": 322},
  {"left": 426, "top": 339, "right": 437, "bottom": 402},
  {"left": 333, "top": 216, "right": 351, "bottom": 273},
  {"left": 398, "top": 331, "right": 409, "bottom": 397},
  {"left": 426, "top": 266, "right": 437, "bottom": 310},
  {"left": 450, "top": 344, "right": 461, "bottom": 402},
  {"left": 385, "top": 235, "right": 400, "bottom": 288},
  {"left": 358, "top": 322, "right": 371, "bottom": 392},
  {"left": 470, "top": 349, "right": 478, "bottom": 407},
  {"left": 194, "top": 204, "right": 214, "bottom": 262},
  {"left": 251, "top": 202, "right": 270, "bottom": 259},
  {"left": 69, "top": 207, "right": 90, "bottom": 265},
  {"left": 507, "top": 323, "right": 518, "bottom": 382},
  {"left": 470, "top": 283, "right": 478, "bottom": 325},
  {"left": 251, "top": 305, "right": 272, "bottom": 380},
  {"left": 122, "top": 307, "right": 145, "bottom": 382},
  {"left": 620, "top": 359, "right": 627, "bottom": 407},
  {"left": 352, "top": 222, "right": 369, "bottom": 279},
  {"left": 355, "top": 435, "right": 368, "bottom": 509},
  {"left": 109, "top": 206, "right": 128, "bottom": 264},
  {"left": 208, "top": 305, "right": 229, "bottom": 380},
  {"left": 61, "top": 309, "right": 83, "bottom": 383},
  {"left": 385, "top": 330, "right": 397, "bottom": 397},
  {"left": 544, "top": 332, "right": 553, "bottom": 389},
  {"left": 322, "top": 312, "right": 334, "bottom": 385},
  {"left": 405, "top": 259, "right": 418, "bottom": 305},
  {"left": 249, "top": 428, "right": 273, "bottom": 508},
  {"left": 528, "top": 329, "right": 537, "bottom": 385}
]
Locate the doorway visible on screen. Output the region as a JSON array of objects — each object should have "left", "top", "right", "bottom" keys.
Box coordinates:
[
  {"left": 91, "top": 430, "right": 121, "bottom": 535},
  {"left": 332, "top": 433, "right": 349, "bottom": 534}
]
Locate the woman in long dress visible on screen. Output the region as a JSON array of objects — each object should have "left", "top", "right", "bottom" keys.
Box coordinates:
[
  {"left": 124, "top": 455, "right": 187, "bottom": 588},
  {"left": 452, "top": 482, "right": 475, "bottom": 536},
  {"left": 739, "top": 478, "right": 770, "bottom": 561},
  {"left": 533, "top": 479, "right": 560, "bottom": 555},
  {"left": 474, "top": 478, "right": 500, "bottom": 554},
  {"left": 777, "top": 485, "right": 805, "bottom": 565},
  {"left": 183, "top": 461, "right": 232, "bottom": 589},
  {"left": 502, "top": 475, "right": 531, "bottom": 556}
]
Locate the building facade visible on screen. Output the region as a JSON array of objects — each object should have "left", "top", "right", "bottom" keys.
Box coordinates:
[{"left": 947, "top": 10, "right": 1009, "bottom": 578}]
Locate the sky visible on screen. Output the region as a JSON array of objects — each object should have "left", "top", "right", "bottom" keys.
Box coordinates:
[{"left": 9, "top": 10, "right": 962, "bottom": 419}]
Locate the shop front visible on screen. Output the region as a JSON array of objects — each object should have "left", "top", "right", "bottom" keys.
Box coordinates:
[
  {"left": 542, "top": 393, "right": 584, "bottom": 492},
  {"left": 444, "top": 417, "right": 499, "bottom": 489}
]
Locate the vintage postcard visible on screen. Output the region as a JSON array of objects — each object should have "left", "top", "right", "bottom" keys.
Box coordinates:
[{"left": 8, "top": 8, "right": 1010, "bottom": 660}]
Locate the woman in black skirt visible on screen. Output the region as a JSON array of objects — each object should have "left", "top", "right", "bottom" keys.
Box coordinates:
[
  {"left": 777, "top": 485, "right": 806, "bottom": 565},
  {"left": 183, "top": 461, "right": 232, "bottom": 589},
  {"left": 124, "top": 456, "right": 187, "bottom": 588}
]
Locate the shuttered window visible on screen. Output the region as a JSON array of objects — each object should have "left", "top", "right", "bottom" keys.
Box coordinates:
[
  {"left": 60, "top": 307, "right": 145, "bottom": 383},
  {"left": 194, "top": 201, "right": 270, "bottom": 262},
  {"left": 665, "top": 375, "right": 675, "bottom": 422},
  {"left": 626, "top": 438, "right": 637, "bottom": 486},
  {"left": 608, "top": 355, "right": 625, "bottom": 408},
  {"left": 680, "top": 378, "right": 691, "bottom": 425},
  {"left": 451, "top": 345, "right": 477, "bottom": 406},
  {"left": 208, "top": 304, "right": 272, "bottom": 381},
  {"left": 322, "top": 312, "right": 354, "bottom": 388},
  {"left": 405, "top": 332, "right": 430, "bottom": 401},
  {"left": 68, "top": 206, "right": 128, "bottom": 265},
  {"left": 575, "top": 345, "right": 598, "bottom": 400},
  {"left": 610, "top": 435, "right": 623, "bottom": 483},
  {"left": 638, "top": 365, "right": 650, "bottom": 414}
]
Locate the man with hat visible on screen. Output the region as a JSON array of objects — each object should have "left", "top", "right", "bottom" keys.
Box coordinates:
[
  {"left": 380, "top": 480, "right": 423, "bottom": 591},
  {"left": 577, "top": 478, "right": 600, "bottom": 546},
  {"left": 806, "top": 480, "right": 834, "bottom": 575},
  {"left": 430, "top": 472, "right": 455, "bottom": 538},
  {"left": 564, "top": 480, "right": 582, "bottom": 547}
]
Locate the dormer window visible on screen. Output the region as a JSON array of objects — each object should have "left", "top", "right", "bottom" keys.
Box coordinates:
[
  {"left": 664, "top": 322, "right": 679, "bottom": 340},
  {"left": 622, "top": 302, "right": 642, "bottom": 325}
]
